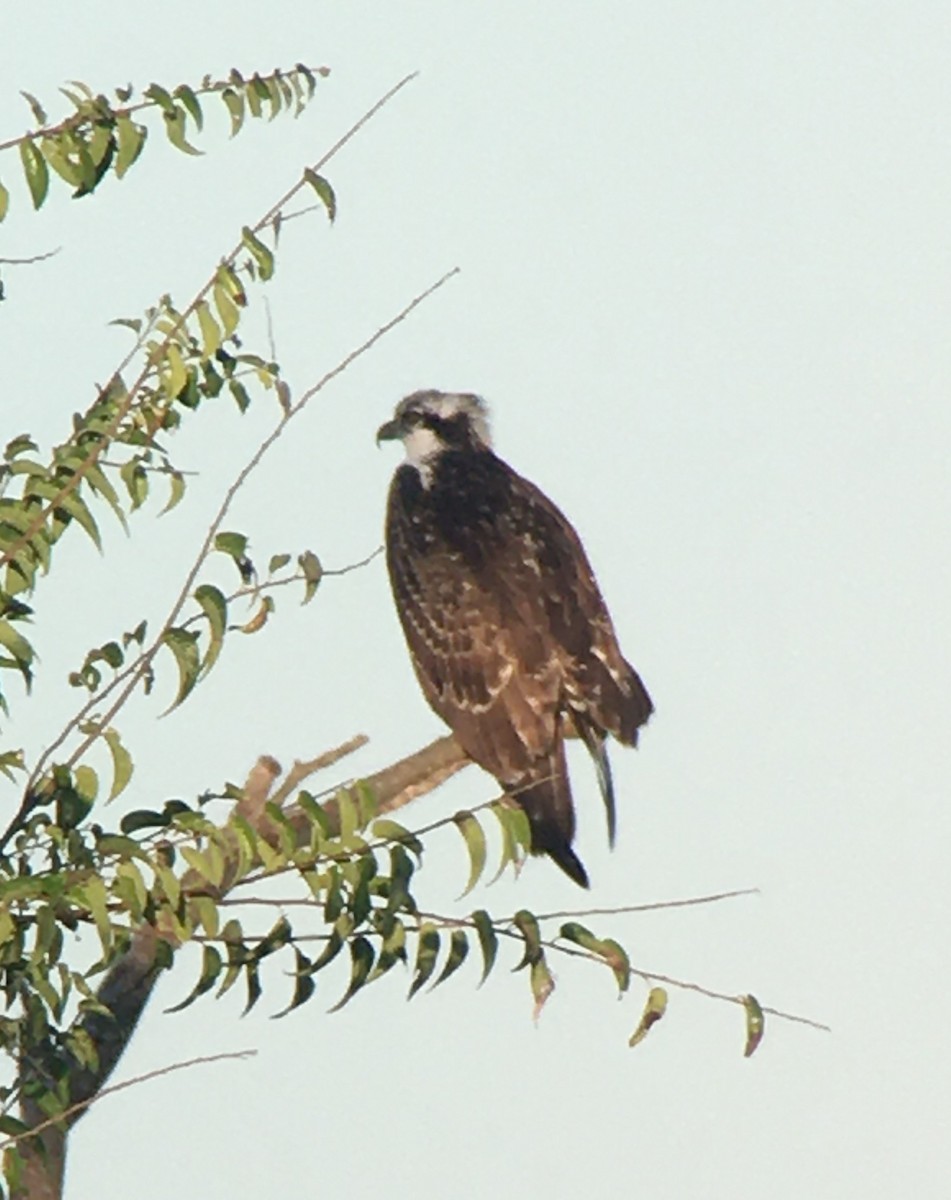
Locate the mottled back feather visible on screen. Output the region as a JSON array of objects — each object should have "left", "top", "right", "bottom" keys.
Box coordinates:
[{"left": 383, "top": 428, "right": 653, "bottom": 886}]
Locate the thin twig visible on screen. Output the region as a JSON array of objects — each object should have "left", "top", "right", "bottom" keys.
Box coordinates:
[
  {"left": 56, "top": 268, "right": 460, "bottom": 776},
  {"left": 0, "top": 1050, "right": 257, "bottom": 1149},
  {"left": 0, "top": 247, "right": 61, "bottom": 266},
  {"left": 532, "top": 889, "right": 761, "bottom": 921}
]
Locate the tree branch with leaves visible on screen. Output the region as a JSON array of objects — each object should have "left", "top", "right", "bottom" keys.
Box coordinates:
[{"left": 0, "top": 63, "right": 824, "bottom": 1200}]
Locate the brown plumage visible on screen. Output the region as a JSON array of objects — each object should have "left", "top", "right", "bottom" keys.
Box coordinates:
[{"left": 377, "top": 390, "right": 652, "bottom": 886}]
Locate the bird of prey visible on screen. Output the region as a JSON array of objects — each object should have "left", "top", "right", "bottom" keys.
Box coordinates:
[{"left": 377, "top": 390, "right": 652, "bottom": 887}]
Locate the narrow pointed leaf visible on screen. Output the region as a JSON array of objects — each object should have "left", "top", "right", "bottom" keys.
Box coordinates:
[
  {"left": 742, "top": 993, "right": 765, "bottom": 1058},
  {"left": 453, "top": 811, "right": 487, "bottom": 897},
  {"left": 114, "top": 116, "right": 146, "bottom": 178},
  {"left": 408, "top": 923, "right": 440, "bottom": 998},
  {"left": 242, "top": 961, "right": 263, "bottom": 1015},
  {"left": 431, "top": 928, "right": 468, "bottom": 990},
  {"left": 163, "top": 107, "right": 202, "bottom": 155},
  {"left": 303, "top": 169, "right": 336, "bottom": 222},
  {"left": 370, "top": 818, "right": 423, "bottom": 860},
  {"left": 193, "top": 584, "right": 227, "bottom": 675},
  {"left": 159, "top": 469, "right": 186, "bottom": 515},
  {"left": 19, "top": 140, "right": 49, "bottom": 209},
  {"left": 471, "top": 909, "right": 498, "bottom": 986},
  {"left": 629, "top": 986, "right": 668, "bottom": 1049},
  {"left": 57, "top": 490, "right": 102, "bottom": 550},
  {"left": 530, "top": 954, "right": 555, "bottom": 1021},
  {"left": 165, "top": 945, "right": 222, "bottom": 1013},
  {"left": 103, "top": 726, "right": 133, "bottom": 802},
  {"left": 196, "top": 301, "right": 222, "bottom": 356},
  {"left": 559, "top": 922, "right": 630, "bottom": 993},
  {"left": 328, "top": 936, "right": 374, "bottom": 1012},
  {"left": 273, "top": 948, "right": 316, "bottom": 1017},
  {"left": 161, "top": 627, "right": 201, "bottom": 711},
  {"left": 241, "top": 225, "right": 275, "bottom": 281},
  {"left": 512, "top": 909, "right": 543, "bottom": 970},
  {"left": 298, "top": 550, "right": 322, "bottom": 604}
]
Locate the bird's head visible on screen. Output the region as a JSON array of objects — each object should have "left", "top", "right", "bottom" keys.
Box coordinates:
[{"left": 376, "top": 391, "right": 492, "bottom": 476}]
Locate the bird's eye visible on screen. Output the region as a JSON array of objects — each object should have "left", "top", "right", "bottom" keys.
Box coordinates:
[{"left": 403, "top": 410, "right": 423, "bottom": 427}]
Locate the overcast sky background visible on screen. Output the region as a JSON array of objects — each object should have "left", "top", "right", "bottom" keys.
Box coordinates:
[{"left": 1, "top": 3, "right": 949, "bottom": 1197}]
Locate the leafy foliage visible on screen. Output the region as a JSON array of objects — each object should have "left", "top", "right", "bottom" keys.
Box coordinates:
[
  {"left": 0, "top": 66, "right": 329, "bottom": 221},
  {"left": 0, "top": 58, "right": 793, "bottom": 1200}
]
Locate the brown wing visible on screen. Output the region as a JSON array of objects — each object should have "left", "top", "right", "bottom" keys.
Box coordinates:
[{"left": 496, "top": 469, "right": 654, "bottom": 747}]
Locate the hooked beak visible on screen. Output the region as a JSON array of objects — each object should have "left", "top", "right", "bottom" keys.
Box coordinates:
[{"left": 375, "top": 417, "right": 402, "bottom": 445}]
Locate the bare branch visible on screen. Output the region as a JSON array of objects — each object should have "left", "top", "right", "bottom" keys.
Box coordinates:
[
  {"left": 6, "top": 1050, "right": 257, "bottom": 1150},
  {"left": 0, "top": 247, "right": 61, "bottom": 266},
  {"left": 269, "top": 734, "right": 369, "bottom": 808},
  {"left": 532, "top": 888, "right": 761, "bottom": 921}
]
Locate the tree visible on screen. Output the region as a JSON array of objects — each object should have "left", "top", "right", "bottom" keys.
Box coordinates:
[{"left": 0, "top": 64, "right": 820, "bottom": 1200}]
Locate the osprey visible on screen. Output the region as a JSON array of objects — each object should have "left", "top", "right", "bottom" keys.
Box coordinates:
[{"left": 377, "top": 390, "right": 652, "bottom": 887}]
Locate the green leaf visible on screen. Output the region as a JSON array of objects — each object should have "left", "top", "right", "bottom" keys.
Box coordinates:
[
  {"left": 21, "top": 90, "right": 48, "bottom": 124},
  {"left": 85, "top": 462, "right": 129, "bottom": 532},
  {"left": 213, "top": 283, "right": 240, "bottom": 338},
  {"left": 221, "top": 87, "right": 245, "bottom": 137},
  {"left": 161, "top": 627, "right": 201, "bottom": 711},
  {"left": 385, "top": 843, "right": 417, "bottom": 916},
  {"left": 40, "top": 134, "right": 82, "bottom": 186},
  {"left": 273, "top": 947, "right": 316, "bottom": 1017},
  {"left": 193, "top": 583, "right": 227, "bottom": 676},
  {"left": 0, "top": 749, "right": 25, "bottom": 782},
  {"left": 229, "top": 379, "right": 251, "bottom": 414},
  {"left": 308, "top": 922, "right": 345, "bottom": 976},
  {"left": 328, "top": 936, "right": 374, "bottom": 1012},
  {"left": 629, "top": 986, "right": 668, "bottom": 1049},
  {"left": 57, "top": 489, "right": 102, "bottom": 550},
  {"left": 303, "top": 169, "right": 336, "bottom": 222},
  {"left": 78, "top": 876, "right": 112, "bottom": 953},
  {"left": 119, "top": 459, "right": 148, "bottom": 510},
  {"left": 453, "top": 811, "right": 487, "bottom": 897},
  {"left": 173, "top": 84, "right": 204, "bottom": 130},
  {"left": 742, "top": 993, "right": 765, "bottom": 1058},
  {"left": 54, "top": 784, "right": 90, "bottom": 832},
  {"left": 251, "top": 915, "right": 292, "bottom": 961},
  {"left": 370, "top": 818, "right": 423, "bottom": 860},
  {"left": 120, "top": 808, "right": 166, "bottom": 835},
  {"left": 407, "top": 923, "right": 440, "bottom": 998},
  {"left": 488, "top": 800, "right": 521, "bottom": 882},
  {"left": 166, "top": 945, "right": 223, "bottom": 1013},
  {"left": 0, "top": 179, "right": 9, "bottom": 222},
  {"left": 241, "top": 226, "right": 275, "bottom": 281},
  {"left": 0, "top": 620, "right": 34, "bottom": 687},
  {"left": 530, "top": 954, "right": 555, "bottom": 1021},
  {"left": 214, "top": 531, "right": 248, "bottom": 561},
  {"left": 559, "top": 923, "right": 630, "bottom": 993},
  {"left": 431, "top": 928, "right": 468, "bottom": 990},
  {"left": 298, "top": 550, "right": 322, "bottom": 604},
  {"left": 195, "top": 301, "right": 222, "bottom": 356},
  {"left": 159, "top": 469, "right": 186, "bottom": 515},
  {"left": 512, "top": 909, "right": 543, "bottom": 970},
  {"left": 114, "top": 116, "right": 146, "bottom": 178},
  {"left": 163, "top": 343, "right": 188, "bottom": 397},
  {"left": 19, "top": 139, "right": 49, "bottom": 209},
  {"left": 163, "top": 107, "right": 203, "bottom": 155},
  {"left": 73, "top": 763, "right": 98, "bottom": 801},
  {"left": 268, "top": 552, "right": 291, "bottom": 574}
]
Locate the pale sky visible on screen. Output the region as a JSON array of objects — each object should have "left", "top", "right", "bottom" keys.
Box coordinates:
[{"left": 1, "top": 4, "right": 949, "bottom": 1197}]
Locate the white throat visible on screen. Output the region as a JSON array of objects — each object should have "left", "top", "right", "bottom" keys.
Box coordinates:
[{"left": 402, "top": 425, "right": 445, "bottom": 488}]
